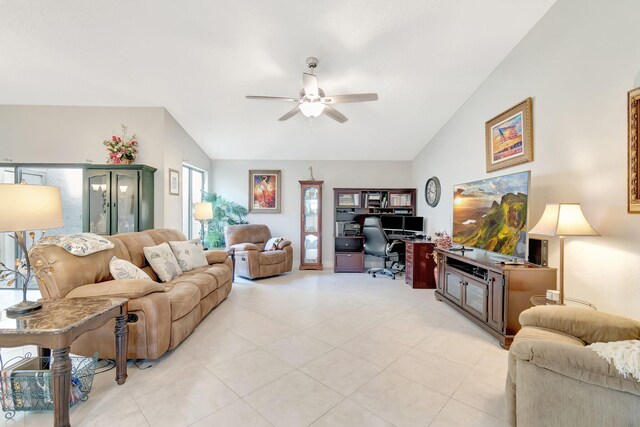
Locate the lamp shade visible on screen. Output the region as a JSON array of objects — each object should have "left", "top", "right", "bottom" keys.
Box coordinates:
[
  {"left": 529, "top": 203, "right": 599, "bottom": 237},
  {"left": 0, "top": 184, "right": 64, "bottom": 232},
  {"left": 193, "top": 202, "right": 213, "bottom": 221}
]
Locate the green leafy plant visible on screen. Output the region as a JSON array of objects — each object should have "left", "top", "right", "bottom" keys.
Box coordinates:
[{"left": 201, "top": 192, "right": 249, "bottom": 248}]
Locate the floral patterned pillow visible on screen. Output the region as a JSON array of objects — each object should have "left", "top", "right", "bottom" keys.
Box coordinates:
[
  {"left": 109, "top": 256, "right": 151, "bottom": 281},
  {"left": 143, "top": 242, "right": 183, "bottom": 282},
  {"left": 264, "top": 237, "right": 284, "bottom": 251},
  {"left": 168, "top": 240, "right": 208, "bottom": 272}
]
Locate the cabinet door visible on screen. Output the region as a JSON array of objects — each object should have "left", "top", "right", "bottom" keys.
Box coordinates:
[
  {"left": 300, "top": 182, "right": 323, "bottom": 269},
  {"left": 444, "top": 269, "right": 463, "bottom": 303},
  {"left": 488, "top": 272, "right": 504, "bottom": 331},
  {"left": 86, "top": 171, "right": 111, "bottom": 235},
  {"left": 462, "top": 278, "right": 488, "bottom": 322},
  {"left": 112, "top": 170, "right": 139, "bottom": 234}
]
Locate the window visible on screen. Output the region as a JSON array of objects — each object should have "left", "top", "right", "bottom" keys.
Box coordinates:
[{"left": 182, "top": 164, "right": 207, "bottom": 240}]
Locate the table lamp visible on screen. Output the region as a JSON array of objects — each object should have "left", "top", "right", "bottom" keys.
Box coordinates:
[
  {"left": 0, "top": 183, "right": 64, "bottom": 315},
  {"left": 193, "top": 202, "right": 213, "bottom": 247},
  {"left": 529, "top": 203, "right": 599, "bottom": 305}
]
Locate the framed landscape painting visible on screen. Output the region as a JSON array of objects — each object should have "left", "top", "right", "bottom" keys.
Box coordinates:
[
  {"left": 249, "top": 170, "right": 281, "bottom": 213},
  {"left": 485, "top": 97, "right": 533, "bottom": 172}
]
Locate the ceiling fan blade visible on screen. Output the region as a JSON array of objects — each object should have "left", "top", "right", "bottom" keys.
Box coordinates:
[
  {"left": 246, "top": 96, "right": 300, "bottom": 102},
  {"left": 303, "top": 73, "right": 319, "bottom": 97},
  {"left": 321, "top": 93, "right": 378, "bottom": 103},
  {"left": 278, "top": 106, "right": 301, "bottom": 121},
  {"left": 323, "top": 105, "right": 349, "bottom": 123}
]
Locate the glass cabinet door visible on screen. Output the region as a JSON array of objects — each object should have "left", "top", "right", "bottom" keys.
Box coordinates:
[
  {"left": 299, "top": 180, "right": 323, "bottom": 270},
  {"left": 112, "top": 171, "right": 139, "bottom": 234},
  {"left": 87, "top": 172, "right": 110, "bottom": 235},
  {"left": 463, "top": 279, "right": 488, "bottom": 321}
]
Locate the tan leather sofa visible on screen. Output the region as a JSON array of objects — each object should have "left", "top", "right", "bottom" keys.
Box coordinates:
[
  {"left": 507, "top": 306, "right": 640, "bottom": 427},
  {"left": 30, "top": 229, "right": 233, "bottom": 360},
  {"left": 225, "top": 224, "right": 293, "bottom": 279}
]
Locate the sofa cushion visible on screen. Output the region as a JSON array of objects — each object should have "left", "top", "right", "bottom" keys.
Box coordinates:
[
  {"left": 169, "top": 239, "right": 208, "bottom": 272},
  {"left": 109, "top": 233, "right": 157, "bottom": 268},
  {"left": 259, "top": 250, "right": 286, "bottom": 265},
  {"left": 144, "top": 242, "right": 183, "bottom": 282},
  {"left": 66, "top": 279, "right": 164, "bottom": 299},
  {"left": 109, "top": 256, "right": 151, "bottom": 281},
  {"left": 205, "top": 250, "right": 229, "bottom": 264},
  {"left": 202, "top": 264, "right": 232, "bottom": 288},
  {"left": 179, "top": 271, "right": 219, "bottom": 297},
  {"left": 163, "top": 281, "right": 201, "bottom": 321}
]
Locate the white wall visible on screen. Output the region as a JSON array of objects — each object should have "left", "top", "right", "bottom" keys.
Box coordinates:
[
  {"left": 162, "top": 109, "right": 210, "bottom": 229},
  {"left": 411, "top": 0, "right": 640, "bottom": 318},
  {"left": 210, "top": 159, "right": 413, "bottom": 268},
  {"left": 0, "top": 105, "right": 209, "bottom": 230}
]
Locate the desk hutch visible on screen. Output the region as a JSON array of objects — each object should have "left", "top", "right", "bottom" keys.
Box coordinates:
[{"left": 333, "top": 187, "right": 416, "bottom": 273}]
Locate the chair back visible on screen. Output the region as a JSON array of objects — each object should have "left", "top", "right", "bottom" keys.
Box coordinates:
[{"left": 363, "top": 217, "right": 389, "bottom": 257}]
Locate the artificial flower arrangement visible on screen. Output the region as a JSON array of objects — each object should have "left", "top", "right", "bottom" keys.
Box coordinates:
[{"left": 103, "top": 124, "right": 138, "bottom": 164}]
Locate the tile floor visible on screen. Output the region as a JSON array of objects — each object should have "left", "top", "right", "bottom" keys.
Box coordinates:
[{"left": 0, "top": 271, "right": 511, "bottom": 427}]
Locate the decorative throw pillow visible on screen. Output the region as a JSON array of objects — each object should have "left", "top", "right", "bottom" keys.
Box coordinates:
[
  {"left": 169, "top": 239, "right": 208, "bottom": 272},
  {"left": 109, "top": 256, "right": 152, "bottom": 281},
  {"left": 143, "top": 242, "right": 183, "bottom": 282},
  {"left": 264, "top": 237, "right": 284, "bottom": 251}
]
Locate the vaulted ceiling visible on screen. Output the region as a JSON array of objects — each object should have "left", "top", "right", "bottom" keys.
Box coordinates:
[{"left": 0, "top": 0, "right": 556, "bottom": 160}]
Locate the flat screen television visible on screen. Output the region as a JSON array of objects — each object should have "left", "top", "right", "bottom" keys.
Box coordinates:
[
  {"left": 452, "top": 171, "right": 530, "bottom": 259},
  {"left": 403, "top": 216, "right": 424, "bottom": 232},
  {"left": 380, "top": 215, "right": 403, "bottom": 231}
]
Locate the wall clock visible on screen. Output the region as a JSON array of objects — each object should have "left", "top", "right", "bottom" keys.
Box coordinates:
[{"left": 425, "top": 177, "right": 441, "bottom": 207}]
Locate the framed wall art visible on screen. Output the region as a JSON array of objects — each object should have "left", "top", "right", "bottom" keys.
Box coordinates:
[
  {"left": 168, "top": 168, "right": 180, "bottom": 195},
  {"left": 485, "top": 97, "right": 533, "bottom": 173},
  {"left": 249, "top": 169, "right": 281, "bottom": 213},
  {"left": 628, "top": 86, "right": 640, "bottom": 213}
]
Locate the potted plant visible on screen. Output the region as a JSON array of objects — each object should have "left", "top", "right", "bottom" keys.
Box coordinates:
[{"left": 201, "top": 192, "right": 248, "bottom": 248}]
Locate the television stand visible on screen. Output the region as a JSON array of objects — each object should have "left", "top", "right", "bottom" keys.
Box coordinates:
[
  {"left": 448, "top": 246, "right": 474, "bottom": 252},
  {"left": 434, "top": 248, "right": 556, "bottom": 348}
]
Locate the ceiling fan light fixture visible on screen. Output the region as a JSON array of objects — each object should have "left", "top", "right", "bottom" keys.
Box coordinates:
[{"left": 299, "top": 101, "right": 325, "bottom": 118}]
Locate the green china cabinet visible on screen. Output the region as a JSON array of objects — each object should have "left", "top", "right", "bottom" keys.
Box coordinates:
[
  {"left": 299, "top": 180, "right": 323, "bottom": 270},
  {"left": 83, "top": 164, "right": 156, "bottom": 235}
]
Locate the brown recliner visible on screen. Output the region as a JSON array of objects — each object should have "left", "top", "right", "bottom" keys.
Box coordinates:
[
  {"left": 30, "top": 229, "right": 233, "bottom": 360},
  {"left": 225, "top": 224, "right": 293, "bottom": 279}
]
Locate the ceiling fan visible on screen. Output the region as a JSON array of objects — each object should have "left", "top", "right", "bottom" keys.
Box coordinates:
[{"left": 246, "top": 57, "right": 378, "bottom": 123}]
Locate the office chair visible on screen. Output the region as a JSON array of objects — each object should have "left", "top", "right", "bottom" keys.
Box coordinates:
[{"left": 363, "top": 217, "right": 404, "bottom": 279}]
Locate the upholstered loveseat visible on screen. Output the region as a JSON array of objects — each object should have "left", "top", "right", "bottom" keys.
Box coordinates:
[
  {"left": 507, "top": 306, "right": 640, "bottom": 427},
  {"left": 225, "top": 224, "right": 292, "bottom": 279},
  {"left": 30, "top": 229, "right": 232, "bottom": 360}
]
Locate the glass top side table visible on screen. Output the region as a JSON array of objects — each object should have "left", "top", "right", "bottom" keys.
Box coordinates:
[
  {"left": 530, "top": 295, "right": 597, "bottom": 310},
  {"left": 0, "top": 297, "right": 128, "bottom": 427}
]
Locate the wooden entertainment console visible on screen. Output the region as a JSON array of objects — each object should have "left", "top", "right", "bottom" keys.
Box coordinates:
[{"left": 435, "top": 248, "right": 556, "bottom": 348}]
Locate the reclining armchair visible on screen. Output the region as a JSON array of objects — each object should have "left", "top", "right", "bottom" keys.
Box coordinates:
[
  {"left": 225, "top": 224, "right": 293, "bottom": 279},
  {"left": 507, "top": 306, "right": 640, "bottom": 427}
]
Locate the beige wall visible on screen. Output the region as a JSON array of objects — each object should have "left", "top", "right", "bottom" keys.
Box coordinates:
[
  {"left": 411, "top": 0, "right": 640, "bottom": 318},
  {"left": 210, "top": 159, "right": 413, "bottom": 268},
  {"left": 0, "top": 105, "right": 209, "bottom": 230}
]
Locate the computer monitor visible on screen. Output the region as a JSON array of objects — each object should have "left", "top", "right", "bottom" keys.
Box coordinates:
[
  {"left": 380, "top": 215, "right": 404, "bottom": 231},
  {"left": 403, "top": 216, "right": 424, "bottom": 232}
]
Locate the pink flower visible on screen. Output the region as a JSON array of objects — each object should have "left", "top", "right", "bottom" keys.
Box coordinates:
[
  {"left": 131, "top": 141, "right": 137, "bottom": 145},
  {"left": 117, "top": 137, "right": 121, "bottom": 143},
  {"left": 112, "top": 136, "right": 117, "bottom": 141}
]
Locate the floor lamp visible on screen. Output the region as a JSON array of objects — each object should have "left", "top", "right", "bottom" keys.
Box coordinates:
[
  {"left": 193, "top": 202, "right": 213, "bottom": 247},
  {"left": 0, "top": 183, "right": 64, "bottom": 315},
  {"left": 529, "top": 203, "right": 599, "bottom": 305}
]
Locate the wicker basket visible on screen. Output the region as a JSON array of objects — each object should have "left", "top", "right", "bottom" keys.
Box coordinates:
[{"left": 0, "top": 354, "right": 98, "bottom": 418}]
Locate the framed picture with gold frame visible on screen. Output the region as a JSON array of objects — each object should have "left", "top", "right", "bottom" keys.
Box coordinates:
[
  {"left": 485, "top": 97, "right": 533, "bottom": 172},
  {"left": 249, "top": 169, "right": 281, "bottom": 213},
  {"left": 628, "top": 87, "right": 640, "bottom": 213}
]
